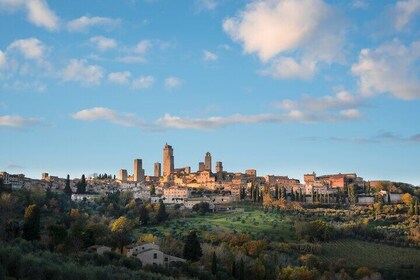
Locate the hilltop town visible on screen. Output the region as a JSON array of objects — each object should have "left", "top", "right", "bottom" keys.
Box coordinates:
[
  {"left": 1, "top": 143, "right": 416, "bottom": 210},
  {"left": 1, "top": 143, "right": 419, "bottom": 280}
]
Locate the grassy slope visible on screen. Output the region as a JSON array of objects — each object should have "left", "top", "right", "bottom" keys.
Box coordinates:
[
  {"left": 321, "top": 239, "right": 420, "bottom": 269},
  {"left": 134, "top": 209, "right": 296, "bottom": 241}
]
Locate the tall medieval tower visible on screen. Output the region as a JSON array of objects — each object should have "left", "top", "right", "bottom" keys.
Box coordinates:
[
  {"left": 163, "top": 143, "right": 174, "bottom": 176},
  {"left": 204, "top": 152, "right": 212, "bottom": 172}
]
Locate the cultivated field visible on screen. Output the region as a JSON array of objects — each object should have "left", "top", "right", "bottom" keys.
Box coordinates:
[{"left": 321, "top": 239, "right": 420, "bottom": 269}]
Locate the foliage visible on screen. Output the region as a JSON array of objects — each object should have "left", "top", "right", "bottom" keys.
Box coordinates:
[
  {"left": 192, "top": 202, "right": 211, "bottom": 215},
  {"left": 183, "top": 231, "right": 202, "bottom": 262},
  {"left": 156, "top": 200, "right": 167, "bottom": 223},
  {"left": 139, "top": 205, "right": 150, "bottom": 225},
  {"left": 23, "top": 204, "right": 40, "bottom": 241},
  {"left": 76, "top": 174, "right": 87, "bottom": 194}
]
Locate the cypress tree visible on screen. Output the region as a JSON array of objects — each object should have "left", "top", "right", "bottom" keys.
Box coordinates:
[
  {"left": 150, "top": 185, "right": 156, "bottom": 195},
  {"left": 275, "top": 185, "right": 279, "bottom": 200},
  {"left": 76, "top": 174, "right": 87, "bottom": 194},
  {"left": 387, "top": 191, "right": 391, "bottom": 204},
  {"left": 156, "top": 200, "right": 167, "bottom": 223},
  {"left": 183, "top": 231, "right": 202, "bottom": 262},
  {"left": 211, "top": 251, "right": 217, "bottom": 275},
  {"left": 64, "top": 174, "right": 72, "bottom": 196},
  {"left": 239, "top": 258, "right": 245, "bottom": 280},
  {"left": 231, "top": 260, "right": 237, "bottom": 278},
  {"left": 139, "top": 205, "right": 149, "bottom": 225}
]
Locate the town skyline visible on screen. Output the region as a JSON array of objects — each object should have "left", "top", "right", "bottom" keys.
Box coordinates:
[
  {"left": 2, "top": 141, "right": 418, "bottom": 187},
  {"left": 1, "top": 0, "right": 419, "bottom": 185}
]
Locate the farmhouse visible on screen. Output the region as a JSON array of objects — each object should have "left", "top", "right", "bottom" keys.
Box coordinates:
[{"left": 126, "top": 243, "right": 185, "bottom": 266}]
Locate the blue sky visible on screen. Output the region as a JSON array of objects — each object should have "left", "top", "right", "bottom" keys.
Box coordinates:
[{"left": 0, "top": 0, "right": 419, "bottom": 185}]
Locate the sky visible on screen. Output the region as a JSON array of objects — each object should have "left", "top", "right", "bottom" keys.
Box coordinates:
[{"left": 0, "top": 0, "right": 419, "bottom": 185}]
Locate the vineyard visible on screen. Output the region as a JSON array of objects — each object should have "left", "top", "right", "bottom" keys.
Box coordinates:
[{"left": 320, "top": 239, "right": 420, "bottom": 269}]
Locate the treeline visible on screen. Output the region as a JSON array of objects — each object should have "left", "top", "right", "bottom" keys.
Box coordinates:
[{"left": 0, "top": 239, "right": 173, "bottom": 280}]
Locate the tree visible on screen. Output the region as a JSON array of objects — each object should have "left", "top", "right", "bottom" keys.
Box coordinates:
[
  {"left": 192, "top": 202, "right": 210, "bottom": 215},
  {"left": 156, "top": 200, "right": 167, "bottom": 223},
  {"left": 239, "top": 258, "right": 245, "bottom": 280},
  {"left": 282, "top": 187, "right": 287, "bottom": 201},
  {"left": 23, "top": 204, "right": 40, "bottom": 241},
  {"left": 48, "top": 223, "right": 67, "bottom": 250},
  {"left": 183, "top": 231, "right": 202, "bottom": 262},
  {"left": 111, "top": 216, "right": 132, "bottom": 254},
  {"left": 64, "top": 175, "right": 72, "bottom": 196},
  {"left": 275, "top": 185, "right": 279, "bottom": 200},
  {"left": 231, "top": 260, "right": 237, "bottom": 278},
  {"left": 387, "top": 191, "right": 391, "bottom": 204},
  {"left": 76, "top": 174, "right": 87, "bottom": 194},
  {"left": 150, "top": 185, "right": 156, "bottom": 196},
  {"left": 401, "top": 193, "right": 412, "bottom": 206},
  {"left": 211, "top": 251, "right": 217, "bottom": 275},
  {"left": 348, "top": 184, "right": 357, "bottom": 204},
  {"left": 139, "top": 205, "right": 149, "bottom": 226}
]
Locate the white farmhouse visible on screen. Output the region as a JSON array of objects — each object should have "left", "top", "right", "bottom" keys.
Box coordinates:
[{"left": 126, "top": 243, "right": 185, "bottom": 266}]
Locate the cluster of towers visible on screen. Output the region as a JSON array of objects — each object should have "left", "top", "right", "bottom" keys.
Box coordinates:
[{"left": 119, "top": 143, "right": 223, "bottom": 182}]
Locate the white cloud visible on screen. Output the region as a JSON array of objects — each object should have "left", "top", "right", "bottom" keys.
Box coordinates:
[
  {"left": 263, "top": 57, "right": 316, "bottom": 80},
  {"left": 351, "top": 39, "right": 420, "bottom": 100},
  {"left": 156, "top": 109, "right": 361, "bottom": 129},
  {"left": 61, "top": 59, "right": 104, "bottom": 85},
  {"left": 203, "top": 50, "right": 218, "bottom": 61},
  {"left": 165, "top": 76, "right": 182, "bottom": 88},
  {"left": 340, "top": 109, "right": 363, "bottom": 120},
  {"left": 395, "top": 0, "right": 420, "bottom": 30},
  {"left": 223, "top": 0, "right": 345, "bottom": 79},
  {"left": 135, "top": 40, "right": 152, "bottom": 54},
  {"left": 108, "top": 71, "right": 131, "bottom": 85},
  {"left": 72, "top": 103, "right": 362, "bottom": 131},
  {"left": 0, "top": 115, "right": 40, "bottom": 127},
  {"left": 131, "top": 76, "right": 155, "bottom": 89},
  {"left": 89, "top": 36, "right": 117, "bottom": 51},
  {"left": 26, "top": 0, "right": 59, "bottom": 31},
  {"left": 0, "top": 0, "right": 59, "bottom": 31},
  {"left": 72, "top": 107, "right": 140, "bottom": 127},
  {"left": 0, "top": 50, "right": 5, "bottom": 67},
  {"left": 195, "top": 0, "right": 217, "bottom": 12},
  {"left": 351, "top": 0, "right": 368, "bottom": 9},
  {"left": 277, "top": 90, "right": 362, "bottom": 112},
  {"left": 7, "top": 38, "right": 46, "bottom": 61},
  {"left": 67, "top": 16, "right": 121, "bottom": 32},
  {"left": 116, "top": 56, "right": 146, "bottom": 64}
]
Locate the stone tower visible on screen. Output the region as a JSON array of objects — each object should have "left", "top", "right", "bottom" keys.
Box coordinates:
[
  {"left": 198, "top": 162, "right": 205, "bottom": 172},
  {"left": 154, "top": 162, "right": 161, "bottom": 177},
  {"left": 216, "top": 161, "right": 223, "bottom": 173},
  {"left": 119, "top": 169, "right": 128, "bottom": 182},
  {"left": 204, "top": 152, "right": 212, "bottom": 172},
  {"left": 163, "top": 143, "right": 174, "bottom": 176},
  {"left": 134, "top": 159, "right": 145, "bottom": 182}
]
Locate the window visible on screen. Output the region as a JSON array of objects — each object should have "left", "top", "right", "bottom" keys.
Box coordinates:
[{"left": 154, "top": 253, "right": 157, "bottom": 259}]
